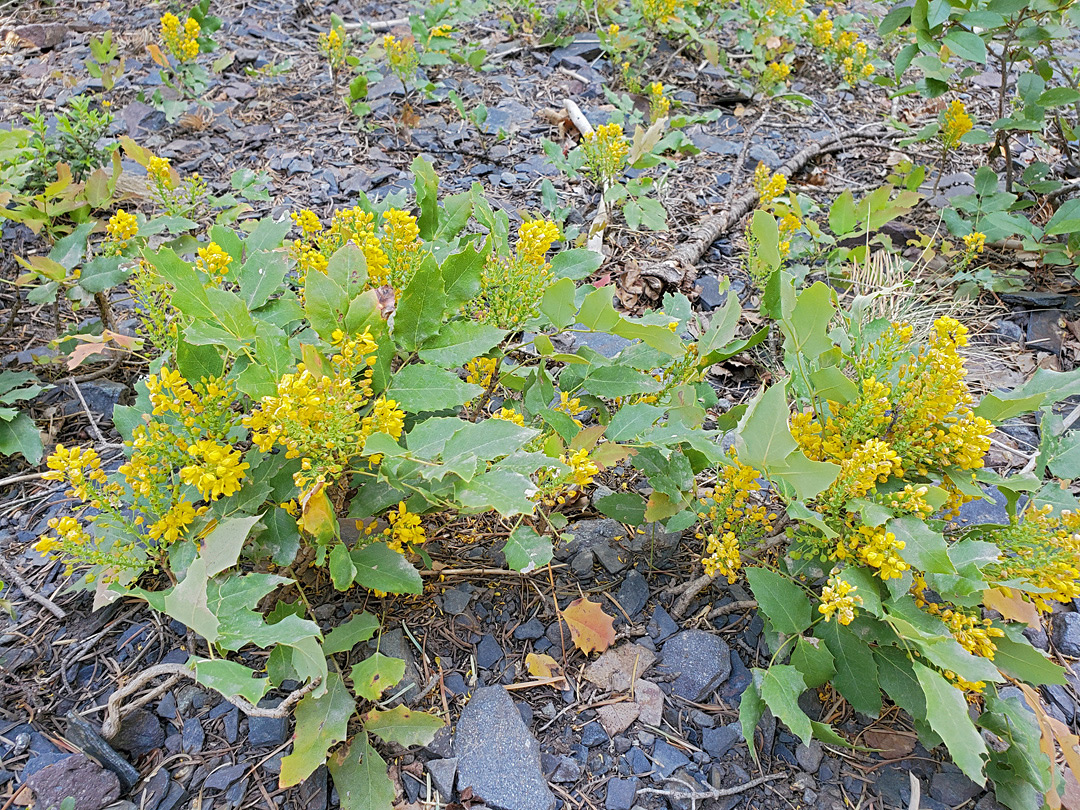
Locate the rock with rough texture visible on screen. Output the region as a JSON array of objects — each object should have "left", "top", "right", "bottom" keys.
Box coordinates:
[
  {"left": 795, "top": 740, "right": 823, "bottom": 773},
  {"left": 1053, "top": 613, "right": 1080, "bottom": 657},
  {"left": 9, "top": 23, "right": 67, "bottom": 49},
  {"left": 426, "top": 757, "right": 457, "bottom": 801},
  {"left": 701, "top": 723, "right": 740, "bottom": 759},
  {"left": 617, "top": 570, "right": 649, "bottom": 617},
  {"left": 247, "top": 700, "right": 288, "bottom": 747},
  {"left": 64, "top": 712, "right": 141, "bottom": 793},
  {"left": 634, "top": 680, "right": 664, "bottom": 726},
  {"left": 596, "top": 702, "right": 639, "bottom": 736},
  {"left": 108, "top": 708, "right": 164, "bottom": 758},
  {"left": 454, "top": 686, "right": 555, "bottom": 810},
  {"left": 556, "top": 519, "right": 626, "bottom": 561},
  {"left": 584, "top": 643, "right": 657, "bottom": 692},
  {"left": 652, "top": 739, "right": 690, "bottom": 778},
  {"left": 658, "top": 630, "right": 732, "bottom": 701},
  {"left": 605, "top": 777, "right": 639, "bottom": 810},
  {"left": 25, "top": 753, "right": 120, "bottom": 810},
  {"left": 929, "top": 768, "right": 981, "bottom": 806}
]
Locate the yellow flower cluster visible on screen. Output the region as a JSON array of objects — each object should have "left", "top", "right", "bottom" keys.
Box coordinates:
[
  {"left": 383, "top": 34, "right": 419, "bottom": 82},
  {"left": 555, "top": 392, "right": 588, "bottom": 426},
  {"left": 808, "top": 10, "right": 874, "bottom": 83},
  {"left": 292, "top": 208, "right": 323, "bottom": 236},
  {"left": 318, "top": 25, "right": 348, "bottom": 71},
  {"left": 753, "top": 163, "right": 787, "bottom": 207},
  {"left": 148, "top": 155, "right": 174, "bottom": 189},
  {"left": 44, "top": 444, "right": 108, "bottom": 501},
  {"left": 762, "top": 61, "right": 792, "bottom": 89},
  {"left": 988, "top": 505, "right": 1080, "bottom": 612},
  {"left": 810, "top": 9, "right": 834, "bottom": 46},
  {"left": 963, "top": 231, "right": 986, "bottom": 254},
  {"left": 581, "top": 123, "right": 629, "bottom": 188},
  {"left": 940, "top": 100, "right": 973, "bottom": 149},
  {"left": 818, "top": 573, "right": 861, "bottom": 624},
  {"left": 467, "top": 219, "right": 560, "bottom": 330},
  {"left": 777, "top": 212, "right": 801, "bottom": 258},
  {"left": 647, "top": 82, "right": 671, "bottom": 122},
  {"left": 562, "top": 448, "right": 599, "bottom": 489},
  {"left": 466, "top": 357, "right": 498, "bottom": 389},
  {"left": 384, "top": 502, "right": 426, "bottom": 554},
  {"left": 764, "top": 0, "right": 805, "bottom": 17},
  {"left": 179, "top": 438, "right": 249, "bottom": 501},
  {"left": 106, "top": 210, "right": 138, "bottom": 248},
  {"left": 34, "top": 515, "right": 92, "bottom": 557},
  {"left": 640, "top": 0, "right": 680, "bottom": 26},
  {"left": 195, "top": 241, "right": 232, "bottom": 285},
  {"left": 517, "top": 219, "right": 560, "bottom": 266},
  {"left": 698, "top": 454, "right": 775, "bottom": 583},
  {"left": 161, "top": 12, "right": 200, "bottom": 62},
  {"left": 493, "top": 407, "right": 526, "bottom": 426}
]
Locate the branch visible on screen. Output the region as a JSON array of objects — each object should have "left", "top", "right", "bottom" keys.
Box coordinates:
[
  {"left": 0, "top": 556, "right": 66, "bottom": 619},
  {"left": 638, "top": 772, "right": 785, "bottom": 801},
  {"left": 101, "top": 662, "right": 320, "bottom": 738}
]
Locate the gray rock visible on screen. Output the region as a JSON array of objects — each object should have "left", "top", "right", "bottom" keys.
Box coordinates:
[
  {"left": 625, "top": 746, "right": 652, "bottom": 775},
  {"left": 63, "top": 712, "right": 141, "bottom": 793},
  {"left": 1053, "top": 613, "right": 1080, "bottom": 657},
  {"left": 25, "top": 753, "right": 120, "bottom": 810},
  {"left": 875, "top": 766, "right": 913, "bottom": 806},
  {"left": 697, "top": 276, "right": 726, "bottom": 310},
  {"left": 1023, "top": 623, "right": 1049, "bottom": 651},
  {"left": 426, "top": 758, "right": 457, "bottom": 801},
  {"left": 581, "top": 721, "right": 609, "bottom": 747},
  {"left": 795, "top": 740, "right": 823, "bottom": 773},
  {"left": 652, "top": 739, "right": 690, "bottom": 778},
  {"left": 299, "top": 765, "right": 328, "bottom": 810},
  {"left": 701, "top": 723, "right": 740, "bottom": 759},
  {"left": 617, "top": 570, "right": 649, "bottom": 618},
  {"left": 454, "top": 686, "right": 555, "bottom": 810},
  {"left": 647, "top": 607, "right": 679, "bottom": 643},
  {"left": 204, "top": 763, "right": 247, "bottom": 791},
  {"left": 573, "top": 330, "right": 633, "bottom": 359},
  {"left": 441, "top": 585, "right": 473, "bottom": 615},
  {"left": 605, "top": 777, "right": 639, "bottom": 810},
  {"left": 976, "top": 794, "right": 1009, "bottom": 810},
  {"left": 76, "top": 379, "right": 128, "bottom": 420},
  {"left": 748, "top": 144, "right": 782, "bottom": 168},
  {"left": 557, "top": 519, "right": 625, "bottom": 560},
  {"left": 108, "top": 709, "right": 164, "bottom": 758},
  {"left": 247, "top": 699, "right": 287, "bottom": 747},
  {"left": 629, "top": 522, "right": 682, "bottom": 553},
  {"left": 547, "top": 755, "right": 581, "bottom": 783},
  {"left": 1027, "top": 310, "right": 1065, "bottom": 354},
  {"left": 658, "top": 631, "right": 732, "bottom": 701},
  {"left": 514, "top": 618, "right": 546, "bottom": 640},
  {"left": 181, "top": 717, "right": 204, "bottom": 753},
  {"left": 594, "top": 543, "right": 628, "bottom": 574},
  {"left": 476, "top": 634, "right": 504, "bottom": 670},
  {"left": 929, "top": 768, "right": 981, "bottom": 806},
  {"left": 952, "top": 486, "right": 1010, "bottom": 528}
]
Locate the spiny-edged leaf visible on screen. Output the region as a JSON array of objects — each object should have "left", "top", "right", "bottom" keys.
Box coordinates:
[
  {"left": 581, "top": 365, "right": 662, "bottom": 398},
  {"left": 239, "top": 250, "right": 289, "bottom": 309},
  {"left": 550, "top": 247, "right": 603, "bottom": 280},
  {"left": 736, "top": 383, "right": 797, "bottom": 471},
  {"left": 837, "top": 566, "right": 883, "bottom": 617},
  {"left": 595, "top": 492, "right": 646, "bottom": 524},
  {"left": 525, "top": 652, "right": 563, "bottom": 678},
  {"left": 304, "top": 270, "right": 349, "bottom": 341},
  {"left": 631, "top": 446, "right": 694, "bottom": 501},
  {"left": 440, "top": 241, "right": 486, "bottom": 307},
  {"left": 387, "top": 363, "right": 482, "bottom": 413},
  {"left": 501, "top": 526, "right": 553, "bottom": 573},
  {"left": 202, "top": 514, "right": 263, "bottom": 577},
  {"left": 329, "top": 542, "right": 357, "bottom": 591},
  {"left": 745, "top": 568, "right": 812, "bottom": 635},
  {"left": 770, "top": 450, "right": 840, "bottom": 501},
  {"left": 740, "top": 672, "right": 766, "bottom": 763},
  {"left": 350, "top": 652, "right": 406, "bottom": 701},
  {"left": 191, "top": 657, "right": 270, "bottom": 704},
  {"left": 442, "top": 419, "right": 537, "bottom": 468},
  {"left": 914, "top": 661, "right": 987, "bottom": 784},
  {"left": 817, "top": 620, "right": 881, "bottom": 717},
  {"left": 142, "top": 246, "right": 213, "bottom": 320},
  {"left": 163, "top": 557, "right": 219, "bottom": 643},
  {"left": 888, "top": 516, "right": 956, "bottom": 575},
  {"left": 992, "top": 634, "right": 1064, "bottom": 685},
  {"left": 418, "top": 320, "right": 506, "bottom": 367},
  {"left": 280, "top": 672, "right": 355, "bottom": 788},
  {"left": 455, "top": 470, "right": 537, "bottom": 517},
  {"left": 328, "top": 738, "right": 395, "bottom": 810},
  {"left": 875, "top": 647, "right": 927, "bottom": 720},
  {"left": 563, "top": 597, "right": 616, "bottom": 656},
  {"left": 176, "top": 339, "right": 225, "bottom": 382},
  {"left": 790, "top": 637, "right": 835, "bottom": 688},
  {"left": 540, "top": 277, "right": 577, "bottom": 329},
  {"left": 394, "top": 256, "right": 447, "bottom": 351},
  {"left": 0, "top": 413, "right": 43, "bottom": 464},
  {"left": 302, "top": 486, "right": 338, "bottom": 543},
  {"left": 362, "top": 704, "right": 444, "bottom": 747},
  {"left": 323, "top": 612, "right": 380, "bottom": 655},
  {"left": 351, "top": 542, "right": 423, "bottom": 594},
  {"left": 761, "top": 665, "right": 813, "bottom": 744},
  {"left": 605, "top": 402, "right": 665, "bottom": 442}
]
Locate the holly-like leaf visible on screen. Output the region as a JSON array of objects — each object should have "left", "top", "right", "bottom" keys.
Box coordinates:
[
  {"left": 351, "top": 542, "right": 423, "bottom": 594},
  {"left": 280, "top": 672, "right": 355, "bottom": 788},
  {"left": 329, "top": 543, "right": 357, "bottom": 592},
  {"left": 736, "top": 383, "right": 798, "bottom": 471},
  {"left": 563, "top": 597, "right": 616, "bottom": 656},
  {"left": 328, "top": 738, "right": 395, "bottom": 810},
  {"left": 191, "top": 657, "right": 270, "bottom": 705},
  {"left": 760, "top": 665, "right": 813, "bottom": 744},
  {"left": 323, "top": 612, "right": 380, "bottom": 655},
  {"left": 914, "top": 662, "right": 987, "bottom": 784},
  {"left": 350, "top": 652, "right": 406, "bottom": 701},
  {"left": 163, "top": 557, "right": 219, "bottom": 643},
  {"left": 501, "top": 526, "right": 553, "bottom": 573},
  {"left": 362, "top": 705, "right": 444, "bottom": 747},
  {"left": 387, "top": 363, "right": 482, "bottom": 413},
  {"left": 745, "top": 568, "right": 812, "bottom": 635},
  {"left": 455, "top": 470, "right": 537, "bottom": 517},
  {"left": 202, "top": 514, "right": 263, "bottom": 577}
]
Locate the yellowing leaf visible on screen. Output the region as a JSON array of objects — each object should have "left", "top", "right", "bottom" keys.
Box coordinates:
[
  {"left": 563, "top": 597, "right": 616, "bottom": 656},
  {"left": 350, "top": 653, "right": 405, "bottom": 701},
  {"left": 301, "top": 485, "right": 337, "bottom": 541},
  {"left": 525, "top": 653, "right": 563, "bottom": 678},
  {"left": 279, "top": 672, "right": 355, "bottom": 788},
  {"left": 982, "top": 587, "right": 1041, "bottom": 630},
  {"left": 362, "top": 705, "right": 444, "bottom": 747}
]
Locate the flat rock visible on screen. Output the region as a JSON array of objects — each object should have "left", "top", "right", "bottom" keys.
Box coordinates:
[
  {"left": 702, "top": 723, "right": 740, "bottom": 759},
  {"left": 581, "top": 721, "right": 609, "bottom": 747},
  {"left": 247, "top": 700, "right": 287, "bottom": 747},
  {"left": 108, "top": 708, "right": 164, "bottom": 758},
  {"left": 426, "top": 758, "right": 456, "bottom": 801},
  {"left": 634, "top": 679, "right": 664, "bottom": 726},
  {"left": 557, "top": 519, "right": 625, "bottom": 561},
  {"left": 584, "top": 643, "right": 657, "bottom": 692},
  {"left": 25, "top": 753, "right": 120, "bottom": 810},
  {"left": 1053, "top": 613, "right": 1080, "bottom": 657},
  {"left": 596, "top": 702, "right": 640, "bottom": 736},
  {"left": 8, "top": 23, "right": 67, "bottom": 49},
  {"left": 1027, "top": 310, "right": 1065, "bottom": 354},
  {"left": 617, "top": 570, "right": 649, "bottom": 617},
  {"left": 658, "top": 631, "right": 732, "bottom": 701},
  {"left": 454, "top": 686, "right": 555, "bottom": 810},
  {"left": 605, "top": 776, "right": 639, "bottom": 810},
  {"left": 651, "top": 739, "right": 690, "bottom": 778},
  {"left": 929, "top": 768, "right": 982, "bottom": 806}
]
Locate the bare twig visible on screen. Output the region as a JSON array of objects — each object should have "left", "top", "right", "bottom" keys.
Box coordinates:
[
  {"left": 638, "top": 772, "right": 785, "bottom": 804},
  {"left": 707, "top": 599, "right": 758, "bottom": 620},
  {"left": 67, "top": 377, "right": 108, "bottom": 445},
  {"left": 101, "top": 662, "right": 320, "bottom": 738},
  {"left": 0, "top": 556, "right": 66, "bottom": 619},
  {"left": 343, "top": 16, "right": 408, "bottom": 31}
]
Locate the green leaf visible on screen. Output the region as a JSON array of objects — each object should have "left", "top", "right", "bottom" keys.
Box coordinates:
[
  {"left": 442, "top": 419, "right": 537, "bottom": 470},
  {"left": 540, "top": 277, "right": 577, "bottom": 329},
  {"left": 501, "top": 526, "right": 553, "bottom": 573},
  {"left": 631, "top": 446, "right": 694, "bottom": 501},
  {"left": 790, "top": 637, "right": 835, "bottom": 688},
  {"left": 809, "top": 367, "right": 859, "bottom": 406},
  {"left": 817, "top": 620, "right": 881, "bottom": 717},
  {"left": 943, "top": 29, "right": 987, "bottom": 64},
  {"left": 0, "top": 413, "right": 43, "bottom": 464},
  {"left": 606, "top": 403, "right": 665, "bottom": 441},
  {"left": 612, "top": 318, "right": 684, "bottom": 356},
  {"left": 875, "top": 647, "right": 927, "bottom": 720},
  {"left": 736, "top": 383, "right": 797, "bottom": 471},
  {"left": 78, "top": 255, "right": 129, "bottom": 293},
  {"left": 394, "top": 257, "right": 447, "bottom": 351},
  {"left": 761, "top": 665, "right": 813, "bottom": 743},
  {"left": 191, "top": 658, "right": 271, "bottom": 704},
  {"left": 581, "top": 365, "right": 662, "bottom": 398},
  {"left": 745, "top": 568, "right": 812, "bottom": 635},
  {"left": 837, "top": 566, "right": 882, "bottom": 616},
  {"left": 578, "top": 286, "right": 621, "bottom": 331},
  {"left": 550, "top": 248, "right": 602, "bottom": 280},
  {"left": 739, "top": 673, "right": 766, "bottom": 763},
  {"left": 889, "top": 516, "right": 956, "bottom": 575},
  {"left": 973, "top": 392, "right": 1046, "bottom": 421},
  {"left": 304, "top": 270, "right": 348, "bottom": 341},
  {"left": 780, "top": 281, "right": 836, "bottom": 359},
  {"left": 176, "top": 339, "right": 225, "bottom": 381},
  {"left": 280, "top": 672, "right": 355, "bottom": 788},
  {"left": 412, "top": 156, "right": 439, "bottom": 240},
  {"left": 829, "top": 190, "right": 857, "bottom": 236},
  {"left": 239, "top": 251, "right": 289, "bottom": 310},
  {"left": 991, "top": 634, "right": 1064, "bottom": 685},
  {"left": 323, "top": 612, "right": 380, "bottom": 655},
  {"left": 351, "top": 542, "right": 423, "bottom": 594},
  {"left": 440, "top": 241, "right": 485, "bottom": 308},
  {"left": 418, "top": 321, "right": 506, "bottom": 367},
  {"left": 202, "top": 514, "right": 263, "bottom": 576},
  {"left": 455, "top": 470, "right": 537, "bottom": 517},
  {"left": 914, "top": 662, "right": 987, "bottom": 784},
  {"left": 328, "top": 738, "right": 395, "bottom": 810},
  {"left": 595, "top": 492, "right": 646, "bottom": 524},
  {"left": 144, "top": 247, "right": 214, "bottom": 320},
  {"left": 770, "top": 450, "right": 840, "bottom": 501},
  {"left": 330, "top": 542, "right": 358, "bottom": 591},
  {"left": 163, "top": 557, "right": 219, "bottom": 643},
  {"left": 350, "top": 653, "right": 406, "bottom": 701},
  {"left": 363, "top": 705, "right": 445, "bottom": 747},
  {"left": 245, "top": 215, "right": 292, "bottom": 254},
  {"left": 1046, "top": 199, "right": 1080, "bottom": 236},
  {"left": 387, "top": 364, "right": 482, "bottom": 413},
  {"left": 1037, "top": 87, "right": 1080, "bottom": 107}
]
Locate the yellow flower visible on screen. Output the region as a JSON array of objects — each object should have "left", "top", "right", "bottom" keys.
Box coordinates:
[
  {"left": 148, "top": 155, "right": 174, "bottom": 189},
  {"left": 147, "top": 499, "right": 202, "bottom": 544},
  {"left": 753, "top": 163, "right": 787, "bottom": 206},
  {"left": 763, "top": 61, "right": 791, "bottom": 87},
  {"left": 647, "top": 82, "right": 670, "bottom": 121},
  {"left": 493, "top": 407, "right": 525, "bottom": 426},
  {"left": 581, "top": 122, "right": 629, "bottom": 187},
  {"left": 810, "top": 10, "right": 834, "bottom": 47},
  {"left": 291, "top": 209, "right": 323, "bottom": 236},
  {"left": 554, "top": 391, "right": 587, "bottom": 426},
  {"left": 383, "top": 34, "right": 419, "bottom": 81},
  {"left": 195, "top": 241, "right": 232, "bottom": 285},
  {"left": 384, "top": 501, "right": 425, "bottom": 554},
  {"left": 560, "top": 448, "right": 599, "bottom": 489},
  {"left": 107, "top": 210, "right": 138, "bottom": 247},
  {"left": 516, "top": 219, "right": 560, "bottom": 266},
  {"left": 160, "top": 12, "right": 199, "bottom": 62},
  {"left": 940, "top": 100, "right": 973, "bottom": 149},
  {"left": 179, "top": 439, "right": 249, "bottom": 501},
  {"left": 466, "top": 357, "right": 498, "bottom": 389},
  {"left": 963, "top": 231, "right": 986, "bottom": 254},
  {"left": 818, "top": 573, "right": 861, "bottom": 625}
]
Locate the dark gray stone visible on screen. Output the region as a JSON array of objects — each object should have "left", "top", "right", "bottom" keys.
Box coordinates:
[
  {"left": 659, "top": 630, "right": 732, "bottom": 701},
  {"left": 929, "top": 768, "right": 981, "bottom": 806},
  {"left": 952, "top": 486, "right": 1010, "bottom": 528},
  {"left": 573, "top": 330, "right": 633, "bottom": 359},
  {"left": 514, "top": 618, "right": 546, "bottom": 640},
  {"left": 697, "top": 276, "right": 726, "bottom": 310},
  {"left": 63, "top": 712, "right": 141, "bottom": 793},
  {"left": 75, "top": 380, "right": 128, "bottom": 420},
  {"left": 581, "top": 721, "right": 609, "bottom": 747},
  {"left": 976, "top": 794, "right": 1009, "bottom": 810},
  {"left": 625, "top": 746, "right": 652, "bottom": 775},
  {"left": 453, "top": 686, "right": 555, "bottom": 810},
  {"left": 617, "top": 570, "right": 649, "bottom": 618},
  {"left": 1053, "top": 613, "right": 1080, "bottom": 657},
  {"left": 594, "top": 543, "right": 628, "bottom": 574},
  {"left": 652, "top": 739, "right": 690, "bottom": 778},
  {"left": 442, "top": 585, "right": 474, "bottom": 615},
  {"left": 748, "top": 144, "right": 781, "bottom": 168},
  {"left": 795, "top": 740, "right": 823, "bottom": 773},
  {"left": 477, "top": 634, "right": 504, "bottom": 670},
  {"left": 108, "top": 709, "right": 164, "bottom": 758},
  {"left": 701, "top": 724, "right": 740, "bottom": 759},
  {"left": 647, "top": 607, "right": 679, "bottom": 643},
  {"left": 426, "top": 757, "right": 457, "bottom": 801},
  {"left": 1023, "top": 623, "right": 1049, "bottom": 651},
  {"left": 605, "top": 777, "right": 638, "bottom": 810},
  {"left": 24, "top": 753, "right": 120, "bottom": 810},
  {"left": 181, "top": 717, "right": 204, "bottom": 754},
  {"left": 557, "top": 519, "right": 625, "bottom": 560},
  {"left": 156, "top": 692, "right": 177, "bottom": 719},
  {"left": 548, "top": 755, "right": 581, "bottom": 783},
  {"left": 875, "top": 766, "right": 913, "bottom": 806},
  {"left": 247, "top": 699, "right": 287, "bottom": 747},
  {"left": 21, "top": 753, "right": 70, "bottom": 780},
  {"left": 204, "top": 763, "right": 248, "bottom": 791},
  {"left": 221, "top": 706, "right": 239, "bottom": 743},
  {"left": 297, "top": 765, "right": 328, "bottom": 810},
  {"left": 1027, "top": 310, "right": 1065, "bottom": 354}
]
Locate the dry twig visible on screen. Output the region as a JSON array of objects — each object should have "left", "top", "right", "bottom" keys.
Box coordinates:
[{"left": 0, "top": 556, "right": 66, "bottom": 619}]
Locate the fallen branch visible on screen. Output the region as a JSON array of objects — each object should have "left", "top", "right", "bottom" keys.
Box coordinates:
[
  {"left": 638, "top": 772, "right": 785, "bottom": 804},
  {"left": 344, "top": 16, "right": 408, "bottom": 31},
  {"left": 640, "top": 123, "right": 896, "bottom": 293},
  {"left": 101, "top": 662, "right": 320, "bottom": 738},
  {"left": 562, "top": 99, "right": 609, "bottom": 259},
  {"left": 0, "top": 556, "right": 66, "bottom": 619},
  {"left": 707, "top": 599, "right": 758, "bottom": 620}
]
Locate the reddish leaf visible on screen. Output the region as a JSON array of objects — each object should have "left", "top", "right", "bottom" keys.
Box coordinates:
[{"left": 563, "top": 597, "right": 616, "bottom": 656}]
